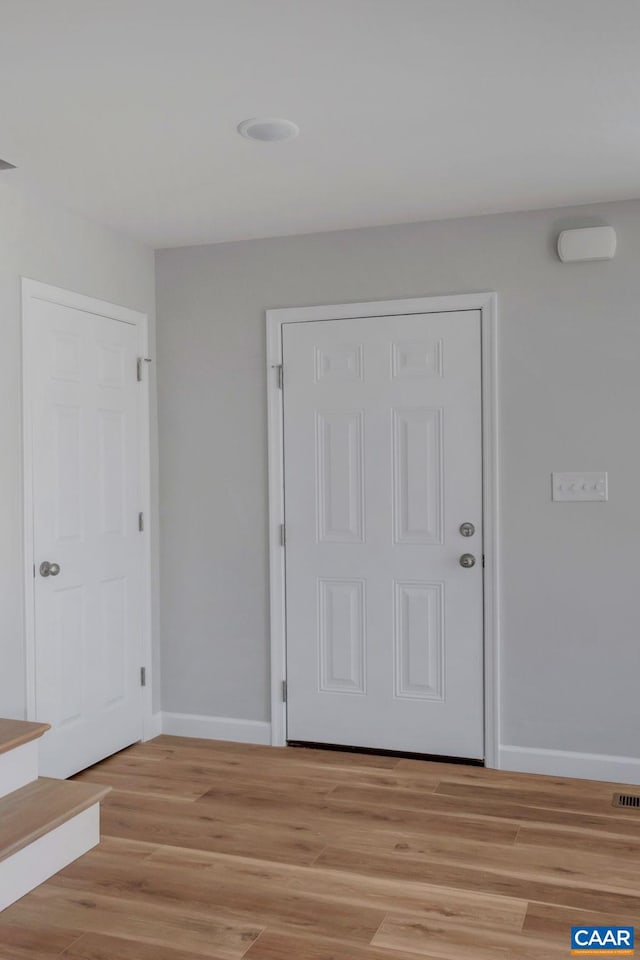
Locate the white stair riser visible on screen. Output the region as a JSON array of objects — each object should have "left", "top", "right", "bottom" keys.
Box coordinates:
[
  {"left": 0, "top": 803, "right": 100, "bottom": 912},
  {"left": 0, "top": 742, "right": 39, "bottom": 800}
]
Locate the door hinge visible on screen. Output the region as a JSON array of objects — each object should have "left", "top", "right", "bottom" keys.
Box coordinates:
[
  {"left": 281, "top": 680, "right": 287, "bottom": 702},
  {"left": 275, "top": 364, "right": 283, "bottom": 389},
  {"left": 280, "top": 523, "right": 286, "bottom": 546},
  {"left": 136, "top": 356, "right": 152, "bottom": 382},
  {"left": 138, "top": 511, "right": 144, "bottom": 532},
  {"left": 140, "top": 666, "right": 147, "bottom": 687}
]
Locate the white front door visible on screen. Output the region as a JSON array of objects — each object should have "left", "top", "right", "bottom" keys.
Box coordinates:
[
  {"left": 283, "top": 311, "right": 484, "bottom": 759},
  {"left": 26, "top": 297, "right": 144, "bottom": 778}
]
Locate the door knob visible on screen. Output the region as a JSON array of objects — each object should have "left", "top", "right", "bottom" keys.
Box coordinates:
[
  {"left": 39, "top": 561, "right": 61, "bottom": 577},
  {"left": 459, "top": 553, "right": 476, "bottom": 569}
]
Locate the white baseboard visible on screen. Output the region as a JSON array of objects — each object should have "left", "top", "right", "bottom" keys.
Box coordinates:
[
  {"left": 143, "top": 712, "right": 163, "bottom": 741},
  {"left": 0, "top": 741, "right": 39, "bottom": 800},
  {"left": 499, "top": 744, "right": 640, "bottom": 785},
  {"left": 0, "top": 803, "right": 100, "bottom": 912},
  {"left": 160, "top": 712, "right": 272, "bottom": 746}
]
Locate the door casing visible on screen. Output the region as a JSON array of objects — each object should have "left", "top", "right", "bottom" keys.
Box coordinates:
[
  {"left": 266, "top": 292, "right": 499, "bottom": 767},
  {"left": 21, "top": 278, "right": 154, "bottom": 742}
]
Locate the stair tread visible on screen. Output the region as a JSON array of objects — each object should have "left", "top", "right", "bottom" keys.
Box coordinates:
[
  {"left": 0, "top": 777, "right": 110, "bottom": 863},
  {"left": 0, "top": 719, "right": 51, "bottom": 756}
]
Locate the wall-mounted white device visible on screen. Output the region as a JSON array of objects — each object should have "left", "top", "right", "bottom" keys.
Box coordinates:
[{"left": 557, "top": 226, "right": 616, "bottom": 263}]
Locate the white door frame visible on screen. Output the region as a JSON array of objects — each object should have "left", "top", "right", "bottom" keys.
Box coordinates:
[
  {"left": 21, "top": 278, "right": 155, "bottom": 742},
  {"left": 266, "top": 292, "right": 500, "bottom": 767}
]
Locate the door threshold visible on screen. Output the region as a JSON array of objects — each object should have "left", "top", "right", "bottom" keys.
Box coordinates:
[{"left": 287, "top": 740, "right": 484, "bottom": 766}]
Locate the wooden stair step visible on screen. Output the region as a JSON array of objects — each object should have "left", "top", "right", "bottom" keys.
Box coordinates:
[
  {"left": 0, "top": 777, "right": 111, "bottom": 864},
  {"left": 0, "top": 719, "right": 51, "bottom": 756}
]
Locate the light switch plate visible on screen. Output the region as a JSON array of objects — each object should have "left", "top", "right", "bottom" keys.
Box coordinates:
[{"left": 552, "top": 471, "right": 608, "bottom": 502}]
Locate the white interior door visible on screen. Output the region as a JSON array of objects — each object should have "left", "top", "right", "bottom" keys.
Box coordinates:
[
  {"left": 283, "top": 311, "right": 484, "bottom": 759},
  {"left": 26, "top": 297, "right": 144, "bottom": 778}
]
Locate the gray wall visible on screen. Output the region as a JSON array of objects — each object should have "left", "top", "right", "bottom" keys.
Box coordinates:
[
  {"left": 0, "top": 180, "right": 160, "bottom": 718},
  {"left": 156, "top": 199, "right": 640, "bottom": 758}
]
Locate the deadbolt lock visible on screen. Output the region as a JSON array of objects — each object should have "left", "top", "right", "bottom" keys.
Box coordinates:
[{"left": 459, "top": 522, "right": 475, "bottom": 537}]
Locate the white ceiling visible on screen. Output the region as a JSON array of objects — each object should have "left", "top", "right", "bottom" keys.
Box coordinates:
[{"left": 1, "top": 0, "right": 640, "bottom": 248}]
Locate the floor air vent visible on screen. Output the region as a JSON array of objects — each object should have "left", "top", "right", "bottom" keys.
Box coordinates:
[{"left": 613, "top": 793, "right": 640, "bottom": 809}]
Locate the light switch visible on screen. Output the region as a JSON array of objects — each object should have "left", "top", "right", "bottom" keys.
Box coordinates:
[{"left": 552, "top": 472, "right": 608, "bottom": 502}]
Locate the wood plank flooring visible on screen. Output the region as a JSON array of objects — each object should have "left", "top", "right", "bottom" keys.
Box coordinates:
[{"left": 1, "top": 735, "right": 639, "bottom": 959}]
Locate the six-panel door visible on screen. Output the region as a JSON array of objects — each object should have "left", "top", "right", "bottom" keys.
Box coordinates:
[
  {"left": 283, "top": 311, "right": 484, "bottom": 758},
  {"left": 28, "top": 299, "right": 144, "bottom": 778}
]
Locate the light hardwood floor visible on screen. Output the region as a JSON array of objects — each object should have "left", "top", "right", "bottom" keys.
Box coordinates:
[{"left": 1, "top": 735, "right": 640, "bottom": 959}]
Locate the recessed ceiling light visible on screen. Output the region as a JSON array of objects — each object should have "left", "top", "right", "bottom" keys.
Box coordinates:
[{"left": 237, "top": 118, "right": 299, "bottom": 143}]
